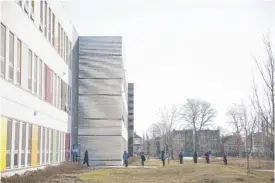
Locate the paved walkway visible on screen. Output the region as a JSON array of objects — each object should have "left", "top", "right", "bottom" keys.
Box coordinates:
[
  {"left": 89, "top": 165, "right": 158, "bottom": 169},
  {"left": 254, "top": 169, "right": 274, "bottom": 172}
]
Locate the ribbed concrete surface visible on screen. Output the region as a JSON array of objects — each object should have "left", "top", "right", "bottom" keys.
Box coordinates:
[{"left": 78, "top": 36, "right": 128, "bottom": 166}]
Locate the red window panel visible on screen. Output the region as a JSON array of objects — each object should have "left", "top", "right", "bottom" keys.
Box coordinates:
[{"left": 45, "top": 66, "right": 53, "bottom": 104}]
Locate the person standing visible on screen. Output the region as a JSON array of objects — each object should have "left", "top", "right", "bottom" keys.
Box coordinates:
[
  {"left": 83, "top": 150, "right": 89, "bottom": 167},
  {"left": 141, "top": 152, "right": 146, "bottom": 167},
  {"left": 72, "top": 145, "right": 78, "bottom": 162},
  {"left": 161, "top": 150, "right": 165, "bottom": 167},
  {"left": 123, "top": 151, "right": 129, "bottom": 167},
  {"left": 179, "top": 150, "right": 183, "bottom": 164},
  {"left": 223, "top": 154, "right": 228, "bottom": 165},
  {"left": 193, "top": 151, "right": 198, "bottom": 164},
  {"left": 209, "top": 151, "right": 212, "bottom": 164}
]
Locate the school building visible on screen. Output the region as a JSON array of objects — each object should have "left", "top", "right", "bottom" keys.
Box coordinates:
[{"left": 0, "top": 0, "right": 79, "bottom": 176}]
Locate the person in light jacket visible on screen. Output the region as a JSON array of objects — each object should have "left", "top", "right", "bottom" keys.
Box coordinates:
[{"left": 123, "top": 151, "right": 129, "bottom": 167}]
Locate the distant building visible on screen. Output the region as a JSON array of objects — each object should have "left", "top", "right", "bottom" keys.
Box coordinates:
[
  {"left": 221, "top": 134, "right": 245, "bottom": 156},
  {"left": 128, "top": 83, "right": 134, "bottom": 155},
  {"left": 247, "top": 132, "right": 272, "bottom": 154},
  {"left": 173, "top": 129, "right": 220, "bottom": 156},
  {"left": 133, "top": 133, "right": 142, "bottom": 155}
]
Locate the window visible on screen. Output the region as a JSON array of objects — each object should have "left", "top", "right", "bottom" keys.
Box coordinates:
[
  {"left": 44, "top": 128, "right": 48, "bottom": 164},
  {"left": 17, "top": 39, "right": 22, "bottom": 85},
  {"left": 39, "top": 1, "right": 43, "bottom": 31},
  {"left": 56, "top": 131, "right": 59, "bottom": 162},
  {"left": 64, "top": 35, "right": 67, "bottom": 63},
  {"left": 69, "top": 42, "right": 72, "bottom": 69},
  {"left": 42, "top": 127, "right": 45, "bottom": 164},
  {"left": 31, "top": 0, "right": 35, "bottom": 20},
  {"left": 6, "top": 119, "right": 12, "bottom": 169},
  {"left": 45, "top": 66, "right": 53, "bottom": 103},
  {"left": 63, "top": 32, "right": 66, "bottom": 61},
  {"left": 14, "top": 121, "right": 20, "bottom": 167},
  {"left": 18, "top": 0, "right": 22, "bottom": 6},
  {"left": 44, "top": 1, "right": 47, "bottom": 38},
  {"left": 50, "top": 130, "right": 53, "bottom": 162},
  {"left": 21, "top": 122, "right": 26, "bottom": 167},
  {"left": 24, "top": 0, "right": 29, "bottom": 14},
  {"left": 39, "top": 60, "right": 43, "bottom": 98},
  {"left": 52, "top": 14, "right": 55, "bottom": 46},
  {"left": 1, "top": 23, "right": 6, "bottom": 78},
  {"left": 28, "top": 50, "right": 32, "bottom": 90},
  {"left": 68, "top": 86, "right": 71, "bottom": 113},
  {"left": 37, "top": 126, "right": 41, "bottom": 165},
  {"left": 58, "top": 23, "right": 60, "bottom": 54},
  {"left": 49, "top": 8, "right": 51, "bottom": 42},
  {"left": 28, "top": 124, "right": 32, "bottom": 166},
  {"left": 8, "top": 32, "right": 14, "bottom": 81},
  {"left": 61, "top": 27, "right": 63, "bottom": 58},
  {"left": 34, "top": 55, "right": 38, "bottom": 94},
  {"left": 48, "top": 129, "right": 51, "bottom": 163},
  {"left": 61, "top": 81, "right": 67, "bottom": 111}
]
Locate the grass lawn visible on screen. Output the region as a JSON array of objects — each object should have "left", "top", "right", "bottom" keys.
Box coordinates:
[{"left": 78, "top": 159, "right": 274, "bottom": 183}]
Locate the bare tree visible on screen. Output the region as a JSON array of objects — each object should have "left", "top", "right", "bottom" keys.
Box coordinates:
[
  {"left": 180, "top": 99, "right": 217, "bottom": 153},
  {"left": 227, "top": 105, "right": 244, "bottom": 156},
  {"left": 252, "top": 38, "right": 274, "bottom": 158},
  {"left": 238, "top": 102, "right": 257, "bottom": 172},
  {"left": 157, "top": 105, "right": 181, "bottom": 163},
  {"left": 147, "top": 124, "right": 159, "bottom": 156}
]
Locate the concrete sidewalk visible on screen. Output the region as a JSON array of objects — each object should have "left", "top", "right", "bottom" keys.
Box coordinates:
[{"left": 88, "top": 165, "right": 158, "bottom": 169}]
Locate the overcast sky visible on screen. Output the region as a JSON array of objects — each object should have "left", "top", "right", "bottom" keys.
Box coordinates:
[{"left": 65, "top": 0, "right": 274, "bottom": 135}]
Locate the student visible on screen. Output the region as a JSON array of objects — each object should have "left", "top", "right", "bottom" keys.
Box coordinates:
[
  {"left": 161, "top": 150, "right": 165, "bottom": 167},
  {"left": 141, "top": 152, "right": 146, "bottom": 166},
  {"left": 193, "top": 151, "right": 198, "bottom": 164},
  {"left": 123, "top": 151, "right": 129, "bottom": 167},
  {"left": 83, "top": 150, "right": 89, "bottom": 167},
  {"left": 179, "top": 150, "right": 183, "bottom": 164},
  {"left": 223, "top": 154, "right": 228, "bottom": 165},
  {"left": 72, "top": 145, "right": 78, "bottom": 162}
]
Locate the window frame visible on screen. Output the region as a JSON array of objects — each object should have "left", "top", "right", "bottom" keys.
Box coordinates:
[
  {"left": 1, "top": 23, "right": 6, "bottom": 78},
  {"left": 8, "top": 31, "right": 15, "bottom": 81},
  {"left": 16, "top": 39, "right": 22, "bottom": 85},
  {"left": 28, "top": 49, "right": 33, "bottom": 91}
]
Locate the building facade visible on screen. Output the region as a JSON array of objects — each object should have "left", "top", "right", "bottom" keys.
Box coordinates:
[
  {"left": 0, "top": 0, "right": 78, "bottom": 175},
  {"left": 128, "top": 83, "right": 134, "bottom": 156},
  {"left": 77, "top": 36, "right": 128, "bottom": 166},
  {"left": 173, "top": 129, "right": 220, "bottom": 156}
]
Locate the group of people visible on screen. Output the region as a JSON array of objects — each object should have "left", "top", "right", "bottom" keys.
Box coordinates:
[
  {"left": 123, "top": 151, "right": 146, "bottom": 167},
  {"left": 71, "top": 145, "right": 90, "bottom": 167},
  {"left": 72, "top": 145, "right": 228, "bottom": 167},
  {"left": 161, "top": 150, "right": 227, "bottom": 166}
]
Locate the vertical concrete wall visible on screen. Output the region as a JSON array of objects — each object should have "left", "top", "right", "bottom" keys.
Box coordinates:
[{"left": 78, "top": 36, "right": 128, "bottom": 166}]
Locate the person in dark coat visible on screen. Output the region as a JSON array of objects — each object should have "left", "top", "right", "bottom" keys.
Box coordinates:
[
  {"left": 141, "top": 152, "right": 146, "bottom": 166},
  {"left": 179, "top": 150, "right": 183, "bottom": 164},
  {"left": 223, "top": 154, "right": 228, "bottom": 165},
  {"left": 205, "top": 151, "right": 209, "bottom": 164},
  {"left": 83, "top": 150, "right": 89, "bottom": 167},
  {"left": 193, "top": 151, "right": 198, "bottom": 164},
  {"left": 161, "top": 150, "right": 165, "bottom": 167}
]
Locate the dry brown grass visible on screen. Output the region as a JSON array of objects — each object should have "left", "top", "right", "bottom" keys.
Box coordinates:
[
  {"left": 1, "top": 158, "right": 274, "bottom": 183},
  {"left": 1, "top": 163, "right": 85, "bottom": 183},
  {"left": 78, "top": 159, "right": 274, "bottom": 183}
]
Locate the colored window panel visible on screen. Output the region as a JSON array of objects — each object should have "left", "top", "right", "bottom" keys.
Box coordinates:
[
  {"left": 0, "top": 117, "right": 7, "bottom": 171},
  {"left": 31, "top": 125, "right": 38, "bottom": 166}
]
